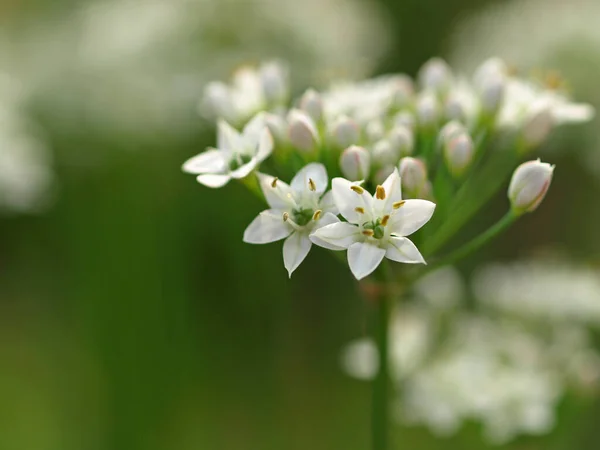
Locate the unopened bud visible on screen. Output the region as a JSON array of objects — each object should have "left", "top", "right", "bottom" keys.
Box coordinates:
[
  {"left": 388, "top": 125, "right": 414, "bottom": 157},
  {"left": 287, "top": 109, "right": 319, "bottom": 152},
  {"left": 332, "top": 115, "right": 360, "bottom": 148},
  {"left": 480, "top": 75, "right": 505, "bottom": 114},
  {"left": 339, "top": 146, "right": 371, "bottom": 181},
  {"left": 372, "top": 140, "right": 400, "bottom": 167},
  {"left": 399, "top": 157, "right": 428, "bottom": 195},
  {"left": 260, "top": 61, "right": 289, "bottom": 104},
  {"left": 438, "top": 120, "right": 466, "bottom": 147},
  {"left": 444, "top": 132, "right": 474, "bottom": 177},
  {"left": 300, "top": 89, "right": 323, "bottom": 122},
  {"left": 508, "top": 159, "right": 554, "bottom": 214},
  {"left": 416, "top": 91, "right": 440, "bottom": 127},
  {"left": 418, "top": 57, "right": 453, "bottom": 93},
  {"left": 393, "top": 111, "right": 416, "bottom": 130},
  {"left": 390, "top": 75, "right": 415, "bottom": 108},
  {"left": 366, "top": 120, "right": 385, "bottom": 142},
  {"left": 264, "top": 113, "right": 287, "bottom": 143},
  {"left": 444, "top": 92, "right": 467, "bottom": 122}
]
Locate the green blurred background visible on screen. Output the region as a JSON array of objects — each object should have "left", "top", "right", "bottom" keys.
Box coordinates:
[{"left": 2, "top": 0, "right": 600, "bottom": 449}]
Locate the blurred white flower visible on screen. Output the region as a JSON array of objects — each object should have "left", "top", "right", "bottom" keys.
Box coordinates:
[
  {"left": 0, "top": 0, "right": 392, "bottom": 137},
  {"left": 0, "top": 75, "right": 53, "bottom": 213}
]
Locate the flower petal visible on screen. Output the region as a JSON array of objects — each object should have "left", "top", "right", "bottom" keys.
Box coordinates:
[
  {"left": 388, "top": 199, "right": 436, "bottom": 236},
  {"left": 332, "top": 177, "right": 373, "bottom": 224},
  {"left": 217, "top": 120, "right": 242, "bottom": 152},
  {"left": 310, "top": 221, "right": 359, "bottom": 250},
  {"left": 319, "top": 190, "right": 338, "bottom": 215},
  {"left": 283, "top": 232, "right": 312, "bottom": 277},
  {"left": 182, "top": 149, "right": 227, "bottom": 174},
  {"left": 291, "top": 163, "right": 329, "bottom": 194},
  {"left": 347, "top": 242, "right": 386, "bottom": 280},
  {"left": 257, "top": 172, "right": 295, "bottom": 209},
  {"left": 243, "top": 112, "right": 267, "bottom": 144},
  {"left": 255, "top": 129, "right": 274, "bottom": 163},
  {"left": 374, "top": 168, "right": 403, "bottom": 215},
  {"left": 230, "top": 159, "right": 258, "bottom": 179},
  {"left": 196, "top": 173, "right": 231, "bottom": 188},
  {"left": 385, "top": 236, "right": 426, "bottom": 264},
  {"left": 243, "top": 209, "right": 291, "bottom": 244}
]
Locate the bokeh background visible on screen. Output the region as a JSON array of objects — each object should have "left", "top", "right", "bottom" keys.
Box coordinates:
[{"left": 1, "top": 0, "right": 600, "bottom": 449}]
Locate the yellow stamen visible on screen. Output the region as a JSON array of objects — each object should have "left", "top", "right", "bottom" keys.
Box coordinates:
[
  {"left": 381, "top": 215, "right": 390, "bottom": 226},
  {"left": 308, "top": 178, "right": 316, "bottom": 192},
  {"left": 375, "top": 185, "right": 386, "bottom": 200},
  {"left": 271, "top": 177, "right": 278, "bottom": 188},
  {"left": 312, "top": 210, "right": 322, "bottom": 221},
  {"left": 362, "top": 229, "right": 374, "bottom": 237},
  {"left": 350, "top": 185, "right": 364, "bottom": 194},
  {"left": 393, "top": 201, "right": 406, "bottom": 209},
  {"left": 354, "top": 207, "right": 365, "bottom": 214},
  {"left": 282, "top": 212, "right": 289, "bottom": 222}
]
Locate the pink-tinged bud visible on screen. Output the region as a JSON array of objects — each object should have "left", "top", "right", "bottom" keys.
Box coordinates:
[
  {"left": 371, "top": 140, "right": 400, "bottom": 167},
  {"left": 416, "top": 91, "right": 440, "bottom": 127},
  {"left": 332, "top": 115, "right": 360, "bottom": 148},
  {"left": 300, "top": 89, "right": 323, "bottom": 122},
  {"left": 339, "top": 145, "right": 371, "bottom": 181},
  {"left": 287, "top": 109, "right": 319, "bottom": 152},
  {"left": 438, "top": 121, "right": 466, "bottom": 148},
  {"left": 388, "top": 125, "right": 414, "bottom": 157},
  {"left": 418, "top": 58, "right": 453, "bottom": 93},
  {"left": 259, "top": 61, "right": 289, "bottom": 104},
  {"left": 444, "top": 132, "right": 474, "bottom": 178},
  {"left": 508, "top": 159, "right": 554, "bottom": 214},
  {"left": 399, "top": 157, "right": 428, "bottom": 195}
]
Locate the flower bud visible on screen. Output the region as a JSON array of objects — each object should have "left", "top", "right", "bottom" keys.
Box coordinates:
[
  {"left": 444, "top": 132, "right": 474, "bottom": 178},
  {"left": 264, "top": 113, "right": 287, "bottom": 143},
  {"left": 444, "top": 93, "right": 467, "bottom": 122},
  {"left": 260, "top": 61, "right": 289, "bottom": 104},
  {"left": 332, "top": 115, "right": 360, "bottom": 148},
  {"left": 300, "top": 89, "right": 323, "bottom": 122},
  {"left": 393, "top": 111, "right": 416, "bottom": 130},
  {"left": 389, "top": 75, "right": 415, "bottom": 108},
  {"left": 418, "top": 58, "right": 453, "bottom": 93},
  {"left": 366, "top": 120, "right": 385, "bottom": 142},
  {"left": 416, "top": 91, "right": 440, "bottom": 127},
  {"left": 371, "top": 140, "right": 400, "bottom": 167},
  {"left": 287, "top": 109, "right": 319, "bottom": 152},
  {"left": 438, "top": 121, "right": 466, "bottom": 147},
  {"left": 399, "top": 157, "right": 428, "bottom": 195},
  {"left": 339, "top": 146, "right": 371, "bottom": 181},
  {"left": 479, "top": 75, "right": 505, "bottom": 114},
  {"left": 388, "top": 125, "right": 414, "bottom": 157},
  {"left": 508, "top": 159, "right": 554, "bottom": 214}
]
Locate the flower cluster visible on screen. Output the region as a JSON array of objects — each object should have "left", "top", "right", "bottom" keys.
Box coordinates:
[
  {"left": 341, "top": 266, "right": 600, "bottom": 444},
  {"left": 183, "top": 57, "right": 593, "bottom": 279}
]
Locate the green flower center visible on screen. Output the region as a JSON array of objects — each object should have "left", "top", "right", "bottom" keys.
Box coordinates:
[
  {"left": 292, "top": 208, "right": 314, "bottom": 227},
  {"left": 363, "top": 218, "right": 386, "bottom": 239},
  {"left": 229, "top": 154, "right": 253, "bottom": 171}
]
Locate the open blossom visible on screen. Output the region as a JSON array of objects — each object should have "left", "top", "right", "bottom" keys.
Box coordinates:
[
  {"left": 311, "top": 169, "right": 435, "bottom": 280},
  {"left": 182, "top": 113, "right": 273, "bottom": 188},
  {"left": 243, "top": 163, "right": 338, "bottom": 277}
]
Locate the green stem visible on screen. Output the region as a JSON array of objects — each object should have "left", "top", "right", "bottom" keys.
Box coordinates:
[
  {"left": 372, "top": 262, "right": 392, "bottom": 450},
  {"left": 421, "top": 210, "right": 518, "bottom": 277}
]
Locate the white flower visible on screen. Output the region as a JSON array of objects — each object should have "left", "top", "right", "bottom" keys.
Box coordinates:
[
  {"left": 182, "top": 113, "right": 273, "bottom": 188},
  {"left": 243, "top": 163, "right": 338, "bottom": 277},
  {"left": 311, "top": 169, "right": 435, "bottom": 280}
]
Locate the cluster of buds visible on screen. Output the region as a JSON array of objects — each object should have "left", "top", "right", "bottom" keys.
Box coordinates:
[{"left": 184, "top": 57, "right": 593, "bottom": 279}]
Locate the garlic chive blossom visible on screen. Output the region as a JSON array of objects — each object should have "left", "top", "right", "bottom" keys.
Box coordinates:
[
  {"left": 182, "top": 113, "right": 273, "bottom": 188},
  {"left": 311, "top": 169, "right": 436, "bottom": 280},
  {"left": 243, "top": 163, "right": 339, "bottom": 277}
]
